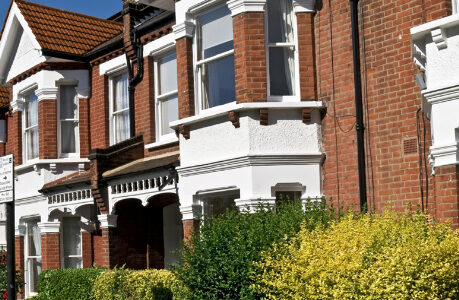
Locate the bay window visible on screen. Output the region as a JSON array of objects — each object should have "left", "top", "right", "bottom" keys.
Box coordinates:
[
  {"left": 25, "top": 218, "right": 41, "bottom": 296},
  {"left": 110, "top": 72, "right": 130, "bottom": 145},
  {"left": 62, "top": 217, "right": 82, "bottom": 269},
  {"left": 155, "top": 51, "right": 178, "bottom": 139},
  {"left": 24, "top": 90, "right": 38, "bottom": 161},
  {"left": 196, "top": 4, "right": 236, "bottom": 110},
  {"left": 266, "top": 0, "right": 297, "bottom": 97},
  {"left": 59, "top": 85, "right": 79, "bottom": 156}
]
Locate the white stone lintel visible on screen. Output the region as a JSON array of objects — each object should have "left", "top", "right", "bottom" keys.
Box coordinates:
[
  {"left": 35, "top": 87, "right": 58, "bottom": 101},
  {"left": 227, "top": 0, "right": 266, "bottom": 17},
  {"left": 10, "top": 99, "right": 24, "bottom": 113},
  {"left": 293, "top": 0, "right": 315, "bottom": 13},
  {"left": 98, "top": 214, "right": 118, "bottom": 229},
  {"left": 15, "top": 224, "right": 26, "bottom": 237},
  {"left": 430, "top": 143, "right": 459, "bottom": 168},
  {"left": 38, "top": 222, "right": 61, "bottom": 234},
  {"left": 173, "top": 21, "right": 195, "bottom": 40},
  {"left": 180, "top": 204, "right": 202, "bottom": 220}
]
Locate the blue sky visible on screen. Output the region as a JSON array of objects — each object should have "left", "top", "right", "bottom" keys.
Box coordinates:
[{"left": 0, "top": 0, "right": 122, "bottom": 26}]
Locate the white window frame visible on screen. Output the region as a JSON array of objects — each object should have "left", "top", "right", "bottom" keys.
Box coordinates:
[
  {"left": 193, "top": 2, "right": 236, "bottom": 115},
  {"left": 57, "top": 83, "right": 80, "bottom": 158},
  {"left": 196, "top": 187, "right": 240, "bottom": 218},
  {"left": 24, "top": 217, "right": 41, "bottom": 298},
  {"left": 453, "top": 0, "right": 458, "bottom": 14},
  {"left": 60, "top": 216, "right": 83, "bottom": 269},
  {"left": 108, "top": 70, "right": 130, "bottom": 145},
  {"left": 154, "top": 50, "right": 179, "bottom": 142},
  {"left": 21, "top": 84, "right": 39, "bottom": 163},
  {"left": 265, "top": 0, "right": 301, "bottom": 102}
]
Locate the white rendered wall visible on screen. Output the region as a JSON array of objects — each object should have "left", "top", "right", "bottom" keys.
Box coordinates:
[{"left": 163, "top": 202, "right": 182, "bottom": 269}]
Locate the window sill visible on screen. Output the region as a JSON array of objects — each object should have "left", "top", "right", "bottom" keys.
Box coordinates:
[
  {"left": 145, "top": 137, "right": 179, "bottom": 150},
  {"left": 15, "top": 158, "right": 90, "bottom": 172},
  {"left": 170, "top": 101, "right": 325, "bottom": 129}
]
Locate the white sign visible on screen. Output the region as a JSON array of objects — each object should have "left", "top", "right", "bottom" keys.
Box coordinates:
[{"left": 0, "top": 154, "right": 13, "bottom": 203}]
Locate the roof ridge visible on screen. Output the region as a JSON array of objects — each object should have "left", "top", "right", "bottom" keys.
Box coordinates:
[{"left": 14, "top": 0, "right": 123, "bottom": 26}]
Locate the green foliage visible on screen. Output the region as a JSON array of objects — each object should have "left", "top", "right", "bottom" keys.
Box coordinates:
[
  {"left": 0, "top": 251, "right": 23, "bottom": 299},
  {"left": 34, "top": 267, "right": 105, "bottom": 300},
  {"left": 174, "top": 199, "right": 336, "bottom": 300},
  {"left": 91, "top": 267, "right": 187, "bottom": 300},
  {"left": 253, "top": 211, "right": 459, "bottom": 300}
]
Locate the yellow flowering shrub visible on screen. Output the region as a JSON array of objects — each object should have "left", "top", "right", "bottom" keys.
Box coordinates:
[
  {"left": 91, "top": 268, "right": 187, "bottom": 300},
  {"left": 253, "top": 211, "right": 459, "bottom": 300}
]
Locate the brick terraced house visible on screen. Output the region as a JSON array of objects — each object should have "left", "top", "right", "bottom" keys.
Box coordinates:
[{"left": 0, "top": 0, "right": 457, "bottom": 298}]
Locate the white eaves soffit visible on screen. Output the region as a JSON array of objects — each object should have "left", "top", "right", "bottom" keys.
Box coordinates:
[
  {"left": 0, "top": 2, "right": 45, "bottom": 84},
  {"left": 135, "top": 0, "right": 175, "bottom": 11}
]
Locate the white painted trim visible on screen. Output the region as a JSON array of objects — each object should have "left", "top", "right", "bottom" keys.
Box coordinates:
[
  {"left": 38, "top": 221, "right": 60, "bottom": 233},
  {"left": 188, "top": 0, "right": 226, "bottom": 14},
  {"left": 235, "top": 197, "right": 276, "bottom": 210},
  {"left": 422, "top": 84, "right": 459, "bottom": 105},
  {"left": 411, "top": 12, "right": 459, "bottom": 39},
  {"left": 180, "top": 203, "right": 202, "bottom": 220},
  {"left": 173, "top": 21, "right": 195, "bottom": 40},
  {"left": 56, "top": 84, "right": 80, "bottom": 158},
  {"left": 430, "top": 143, "right": 459, "bottom": 167},
  {"left": 177, "top": 153, "right": 324, "bottom": 176},
  {"left": 98, "top": 214, "right": 118, "bottom": 228},
  {"left": 226, "top": 0, "right": 266, "bottom": 17},
  {"left": 15, "top": 224, "right": 26, "bottom": 237},
  {"left": 11, "top": 99, "right": 24, "bottom": 113},
  {"left": 170, "top": 101, "right": 324, "bottom": 128},
  {"left": 144, "top": 33, "right": 176, "bottom": 57},
  {"left": 145, "top": 137, "right": 179, "bottom": 149},
  {"left": 292, "top": 0, "right": 315, "bottom": 13},
  {"left": 15, "top": 158, "right": 90, "bottom": 172},
  {"left": 99, "top": 55, "right": 127, "bottom": 76},
  {"left": 35, "top": 88, "right": 58, "bottom": 101}
]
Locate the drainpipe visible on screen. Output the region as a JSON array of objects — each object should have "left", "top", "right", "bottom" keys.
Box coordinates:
[{"left": 350, "top": 0, "right": 368, "bottom": 212}]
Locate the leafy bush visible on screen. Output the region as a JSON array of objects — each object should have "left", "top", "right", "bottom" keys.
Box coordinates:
[
  {"left": 253, "top": 211, "right": 459, "bottom": 300},
  {"left": 34, "top": 267, "right": 105, "bottom": 300},
  {"left": 174, "top": 200, "right": 336, "bottom": 300},
  {"left": 91, "top": 268, "right": 187, "bottom": 300},
  {"left": 0, "top": 251, "right": 24, "bottom": 299}
]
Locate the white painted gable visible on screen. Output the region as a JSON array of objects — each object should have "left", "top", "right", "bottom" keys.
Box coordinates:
[{"left": 0, "top": 2, "right": 45, "bottom": 84}]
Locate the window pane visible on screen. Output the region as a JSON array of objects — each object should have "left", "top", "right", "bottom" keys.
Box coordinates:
[
  {"left": 114, "top": 111, "right": 130, "bottom": 143},
  {"left": 27, "top": 219, "right": 41, "bottom": 256},
  {"left": 61, "top": 121, "right": 77, "bottom": 153},
  {"left": 269, "top": 47, "right": 295, "bottom": 96},
  {"left": 28, "top": 258, "right": 42, "bottom": 293},
  {"left": 200, "top": 5, "right": 233, "bottom": 59},
  {"left": 159, "top": 52, "right": 177, "bottom": 95},
  {"left": 202, "top": 55, "right": 236, "bottom": 108},
  {"left": 64, "top": 257, "right": 82, "bottom": 269},
  {"left": 60, "top": 86, "right": 78, "bottom": 120},
  {"left": 161, "top": 94, "right": 178, "bottom": 136},
  {"left": 27, "top": 127, "right": 39, "bottom": 160},
  {"left": 26, "top": 93, "right": 38, "bottom": 128},
  {"left": 203, "top": 195, "right": 236, "bottom": 217},
  {"left": 63, "top": 218, "right": 81, "bottom": 258},
  {"left": 267, "top": 0, "right": 294, "bottom": 43},
  {"left": 113, "top": 73, "right": 129, "bottom": 112}
]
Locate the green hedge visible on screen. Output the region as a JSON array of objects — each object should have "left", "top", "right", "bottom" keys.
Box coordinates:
[
  {"left": 34, "top": 267, "right": 105, "bottom": 300},
  {"left": 91, "top": 268, "right": 187, "bottom": 300},
  {"left": 173, "top": 200, "right": 336, "bottom": 300}
]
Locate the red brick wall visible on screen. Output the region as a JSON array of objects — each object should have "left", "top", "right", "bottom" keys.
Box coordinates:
[
  {"left": 433, "top": 165, "right": 459, "bottom": 228},
  {"left": 81, "top": 231, "right": 93, "bottom": 268},
  {"left": 182, "top": 219, "right": 199, "bottom": 243},
  {"left": 79, "top": 98, "right": 90, "bottom": 157},
  {"left": 41, "top": 233, "right": 60, "bottom": 270},
  {"left": 6, "top": 112, "right": 22, "bottom": 166},
  {"left": 15, "top": 236, "right": 24, "bottom": 299},
  {"left": 93, "top": 228, "right": 110, "bottom": 268},
  {"left": 297, "top": 12, "right": 317, "bottom": 100},
  {"left": 38, "top": 99, "right": 58, "bottom": 159},
  {"left": 318, "top": 0, "right": 451, "bottom": 213},
  {"left": 176, "top": 37, "right": 195, "bottom": 119},
  {"left": 233, "top": 12, "right": 267, "bottom": 103},
  {"left": 135, "top": 56, "right": 156, "bottom": 145},
  {"left": 90, "top": 65, "right": 110, "bottom": 149}
]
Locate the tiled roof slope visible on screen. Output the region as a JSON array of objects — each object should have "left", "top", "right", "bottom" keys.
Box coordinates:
[
  {"left": 40, "top": 170, "right": 91, "bottom": 192},
  {"left": 15, "top": 0, "right": 123, "bottom": 55},
  {"left": 0, "top": 86, "right": 10, "bottom": 107}
]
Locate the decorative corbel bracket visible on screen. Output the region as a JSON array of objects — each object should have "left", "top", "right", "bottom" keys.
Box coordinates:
[
  {"left": 431, "top": 28, "right": 447, "bottom": 50},
  {"left": 302, "top": 108, "right": 312, "bottom": 123},
  {"left": 228, "top": 111, "right": 240, "bottom": 128},
  {"left": 178, "top": 124, "right": 190, "bottom": 139},
  {"left": 259, "top": 108, "right": 269, "bottom": 126}
]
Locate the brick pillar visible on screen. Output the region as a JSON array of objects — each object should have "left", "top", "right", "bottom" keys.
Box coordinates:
[
  {"left": 180, "top": 204, "right": 201, "bottom": 242},
  {"left": 134, "top": 56, "right": 156, "bottom": 144},
  {"left": 6, "top": 110, "right": 22, "bottom": 166},
  {"left": 90, "top": 65, "right": 110, "bottom": 149},
  {"left": 79, "top": 97, "right": 90, "bottom": 158},
  {"left": 37, "top": 91, "right": 58, "bottom": 159},
  {"left": 229, "top": 4, "right": 267, "bottom": 103},
  {"left": 296, "top": 11, "right": 317, "bottom": 101},
  {"left": 38, "top": 222, "right": 61, "bottom": 270},
  {"left": 15, "top": 225, "right": 25, "bottom": 299},
  {"left": 182, "top": 219, "right": 199, "bottom": 242},
  {"left": 93, "top": 215, "right": 117, "bottom": 268},
  {"left": 81, "top": 231, "right": 93, "bottom": 268},
  {"left": 434, "top": 165, "right": 459, "bottom": 229}
]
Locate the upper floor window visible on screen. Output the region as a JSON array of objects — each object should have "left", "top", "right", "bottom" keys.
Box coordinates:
[
  {"left": 23, "top": 90, "right": 38, "bottom": 161},
  {"left": 266, "top": 0, "right": 296, "bottom": 98},
  {"left": 155, "top": 51, "right": 178, "bottom": 140},
  {"left": 59, "top": 85, "right": 79, "bottom": 157},
  {"left": 196, "top": 4, "right": 236, "bottom": 110},
  {"left": 110, "top": 72, "right": 130, "bottom": 145}
]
